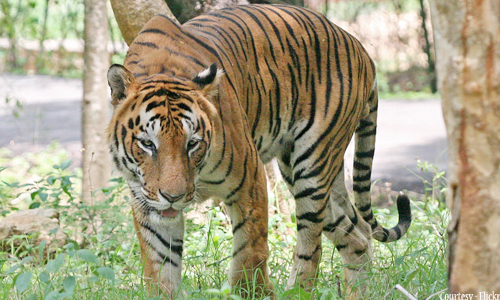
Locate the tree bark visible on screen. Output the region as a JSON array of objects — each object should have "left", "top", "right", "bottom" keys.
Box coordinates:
[
  {"left": 429, "top": 0, "right": 500, "bottom": 293},
  {"left": 110, "top": 0, "right": 178, "bottom": 46},
  {"left": 82, "top": 0, "right": 111, "bottom": 203},
  {"left": 418, "top": 0, "right": 436, "bottom": 93},
  {"left": 248, "top": 0, "right": 304, "bottom": 6},
  {"left": 111, "top": 0, "right": 303, "bottom": 39}
]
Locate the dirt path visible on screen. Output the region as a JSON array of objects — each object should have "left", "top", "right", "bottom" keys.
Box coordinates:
[{"left": 0, "top": 73, "right": 447, "bottom": 193}]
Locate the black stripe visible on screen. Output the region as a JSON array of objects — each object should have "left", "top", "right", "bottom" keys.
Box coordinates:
[
  {"left": 296, "top": 202, "right": 328, "bottom": 223},
  {"left": 381, "top": 228, "right": 389, "bottom": 242},
  {"left": 344, "top": 223, "right": 355, "bottom": 236},
  {"left": 354, "top": 249, "right": 366, "bottom": 255},
  {"left": 353, "top": 185, "right": 371, "bottom": 193},
  {"left": 394, "top": 225, "right": 402, "bottom": 240},
  {"left": 353, "top": 173, "right": 371, "bottom": 182},
  {"left": 297, "top": 224, "right": 308, "bottom": 231},
  {"left": 140, "top": 28, "right": 168, "bottom": 36},
  {"left": 294, "top": 187, "right": 318, "bottom": 199},
  {"left": 120, "top": 125, "right": 135, "bottom": 164},
  {"left": 232, "top": 241, "right": 248, "bottom": 257},
  {"left": 353, "top": 161, "right": 371, "bottom": 170},
  {"left": 357, "top": 119, "right": 374, "bottom": 130},
  {"left": 358, "top": 203, "right": 372, "bottom": 212},
  {"left": 237, "top": 6, "right": 277, "bottom": 63},
  {"left": 298, "top": 245, "right": 321, "bottom": 261},
  {"left": 135, "top": 41, "right": 159, "bottom": 49},
  {"left": 350, "top": 212, "right": 358, "bottom": 225},
  {"left": 141, "top": 223, "right": 183, "bottom": 256},
  {"left": 363, "top": 211, "right": 374, "bottom": 224},
  {"left": 143, "top": 88, "right": 168, "bottom": 103},
  {"left": 358, "top": 128, "right": 377, "bottom": 138},
  {"left": 225, "top": 155, "right": 248, "bottom": 200},
  {"left": 146, "top": 100, "right": 166, "bottom": 112},
  {"left": 323, "top": 215, "right": 346, "bottom": 233},
  {"left": 335, "top": 244, "right": 347, "bottom": 251}
]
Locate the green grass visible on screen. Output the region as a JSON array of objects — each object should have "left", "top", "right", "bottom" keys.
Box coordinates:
[
  {"left": 0, "top": 145, "right": 448, "bottom": 299},
  {"left": 379, "top": 91, "right": 441, "bottom": 101}
]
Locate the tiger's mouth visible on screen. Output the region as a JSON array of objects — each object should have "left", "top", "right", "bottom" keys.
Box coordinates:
[
  {"left": 147, "top": 192, "right": 196, "bottom": 218},
  {"left": 160, "top": 207, "right": 179, "bottom": 218},
  {"left": 130, "top": 182, "right": 197, "bottom": 220}
]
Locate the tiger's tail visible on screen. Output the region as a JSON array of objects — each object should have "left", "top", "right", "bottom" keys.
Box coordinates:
[{"left": 353, "top": 83, "right": 412, "bottom": 242}]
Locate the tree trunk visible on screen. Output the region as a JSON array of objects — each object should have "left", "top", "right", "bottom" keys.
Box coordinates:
[
  {"left": 248, "top": 0, "right": 304, "bottom": 6},
  {"left": 111, "top": 0, "right": 304, "bottom": 44},
  {"left": 429, "top": 0, "right": 500, "bottom": 294},
  {"left": 110, "top": 0, "right": 178, "bottom": 46},
  {"left": 82, "top": 0, "right": 111, "bottom": 204},
  {"left": 418, "top": 0, "right": 436, "bottom": 93}
]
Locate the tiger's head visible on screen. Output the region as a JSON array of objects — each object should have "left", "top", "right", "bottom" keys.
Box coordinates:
[{"left": 106, "top": 63, "right": 222, "bottom": 223}]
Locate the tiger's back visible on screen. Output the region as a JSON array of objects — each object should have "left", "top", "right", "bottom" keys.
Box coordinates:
[
  {"left": 129, "top": 5, "right": 375, "bottom": 165},
  {"left": 109, "top": 4, "right": 410, "bottom": 298}
]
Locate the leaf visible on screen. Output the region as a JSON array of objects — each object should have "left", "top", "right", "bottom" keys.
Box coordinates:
[
  {"left": 26, "top": 294, "right": 36, "bottom": 300},
  {"left": 39, "top": 271, "right": 50, "bottom": 283},
  {"left": 279, "top": 286, "right": 311, "bottom": 300},
  {"left": 15, "top": 271, "right": 32, "bottom": 294},
  {"left": 4, "top": 181, "right": 20, "bottom": 188},
  {"left": 44, "top": 290, "right": 59, "bottom": 300},
  {"left": 60, "top": 159, "right": 72, "bottom": 170},
  {"left": 46, "top": 176, "right": 56, "bottom": 185},
  {"left": 205, "top": 289, "right": 222, "bottom": 295},
  {"left": 20, "top": 256, "right": 34, "bottom": 265},
  {"left": 6, "top": 265, "right": 20, "bottom": 275},
  {"left": 89, "top": 275, "right": 99, "bottom": 283},
  {"left": 38, "top": 240, "right": 47, "bottom": 262},
  {"left": 46, "top": 253, "right": 65, "bottom": 273},
  {"left": 29, "top": 202, "right": 41, "bottom": 209},
  {"left": 38, "top": 192, "right": 48, "bottom": 202},
  {"left": 76, "top": 249, "right": 99, "bottom": 264},
  {"left": 63, "top": 276, "right": 76, "bottom": 294},
  {"left": 97, "top": 266, "right": 115, "bottom": 283},
  {"left": 220, "top": 282, "right": 231, "bottom": 295},
  {"left": 64, "top": 242, "right": 76, "bottom": 258}
]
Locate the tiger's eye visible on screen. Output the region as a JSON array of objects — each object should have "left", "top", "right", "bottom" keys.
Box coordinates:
[
  {"left": 141, "top": 139, "right": 155, "bottom": 149},
  {"left": 187, "top": 139, "right": 198, "bottom": 151}
]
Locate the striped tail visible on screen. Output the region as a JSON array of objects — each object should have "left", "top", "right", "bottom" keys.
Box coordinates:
[{"left": 353, "top": 86, "right": 412, "bottom": 242}]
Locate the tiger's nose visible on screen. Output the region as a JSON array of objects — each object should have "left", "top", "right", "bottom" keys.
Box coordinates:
[{"left": 158, "top": 190, "right": 185, "bottom": 203}]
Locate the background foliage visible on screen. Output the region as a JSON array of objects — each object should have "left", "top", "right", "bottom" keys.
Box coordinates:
[{"left": 0, "top": 0, "right": 435, "bottom": 94}]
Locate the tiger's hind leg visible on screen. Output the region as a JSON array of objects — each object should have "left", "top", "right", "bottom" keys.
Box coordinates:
[
  {"left": 265, "top": 159, "right": 294, "bottom": 236},
  {"left": 322, "top": 167, "right": 372, "bottom": 297}
]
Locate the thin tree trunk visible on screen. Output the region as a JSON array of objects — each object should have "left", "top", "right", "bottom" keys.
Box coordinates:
[
  {"left": 429, "top": 0, "right": 500, "bottom": 293},
  {"left": 36, "top": 0, "right": 50, "bottom": 72},
  {"left": 418, "top": 0, "right": 436, "bottom": 93},
  {"left": 82, "top": 0, "right": 111, "bottom": 204}
]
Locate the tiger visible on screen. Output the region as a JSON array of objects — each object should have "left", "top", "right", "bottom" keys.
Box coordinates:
[{"left": 106, "top": 4, "right": 412, "bottom": 299}]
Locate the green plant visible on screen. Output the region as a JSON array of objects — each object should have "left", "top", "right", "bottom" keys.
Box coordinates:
[{"left": 0, "top": 146, "right": 449, "bottom": 299}]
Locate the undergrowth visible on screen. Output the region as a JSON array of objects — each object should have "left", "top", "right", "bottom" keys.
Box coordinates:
[{"left": 0, "top": 145, "right": 448, "bottom": 299}]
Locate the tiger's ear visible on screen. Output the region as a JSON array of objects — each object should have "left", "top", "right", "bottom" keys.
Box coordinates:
[
  {"left": 192, "top": 63, "right": 224, "bottom": 100},
  {"left": 107, "top": 64, "right": 136, "bottom": 106}
]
